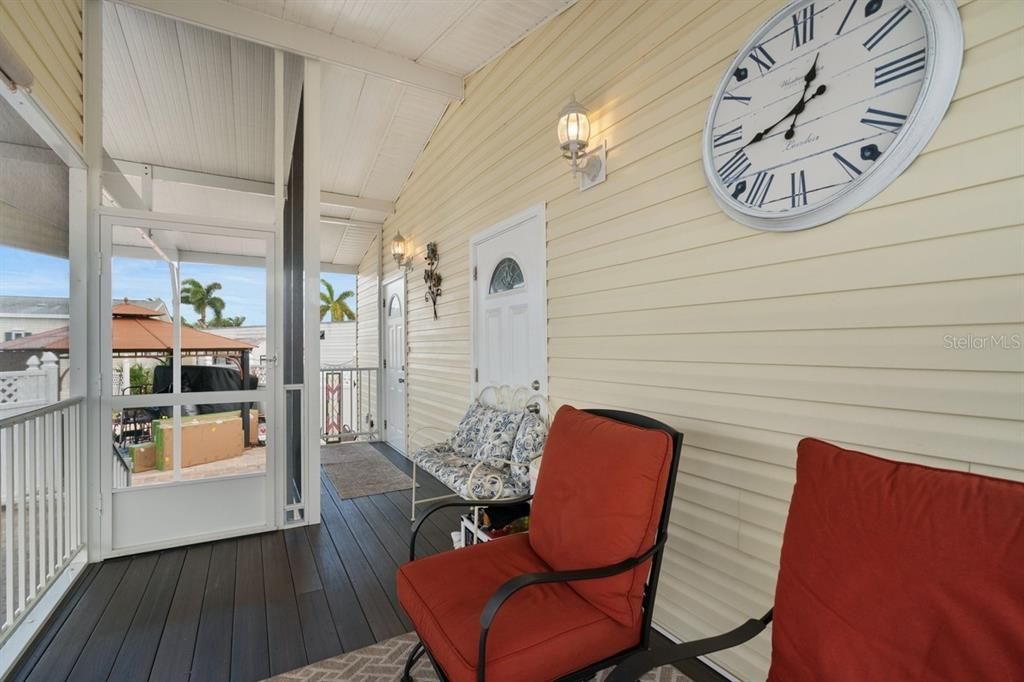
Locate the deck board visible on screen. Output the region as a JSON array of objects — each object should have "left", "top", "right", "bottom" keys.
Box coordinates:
[
  {"left": 107, "top": 549, "right": 185, "bottom": 681},
  {"left": 67, "top": 553, "right": 157, "bottom": 680},
  {"left": 230, "top": 536, "right": 268, "bottom": 682},
  {"left": 10, "top": 444, "right": 453, "bottom": 681},
  {"left": 148, "top": 544, "right": 211, "bottom": 682},
  {"left": 303, "top": 521, "right": 375, "bottom": 652},
  {"left": 261, "top": 532, "right": 307, "bottom": 675},
  {"left": 193, "top": 540, "right": 237, "bottom": 682},
  {"left": 11, "top": 563, "right": 100, "bottom": 682}
]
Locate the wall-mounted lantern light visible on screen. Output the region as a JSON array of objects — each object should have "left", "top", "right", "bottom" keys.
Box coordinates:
[
  {"left": 391, "top": 232, "right": 412, "bottom": 270},
  {"left": 557, "top": 95, "right": 606, "bottom": 191}
]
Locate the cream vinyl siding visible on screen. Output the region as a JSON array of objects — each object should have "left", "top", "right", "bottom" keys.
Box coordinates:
[
  {"left": 363, "top": 0, "right": 1024, "bottom": 678},
  {"left": 0, "top": 0, "right": 84, "bottom": 149}
]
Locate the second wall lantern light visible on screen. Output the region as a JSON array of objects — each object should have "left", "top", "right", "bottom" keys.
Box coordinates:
[
  {"left": 557, "top": 95, "right": 606, "bottom": 191},
  {"left": 391, "top": 232, "right": 412, "bottom": 269}
]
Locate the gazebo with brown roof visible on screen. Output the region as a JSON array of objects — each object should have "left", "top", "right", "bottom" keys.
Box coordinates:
[
  {"left": 0, "top": 301, "right": 255, "bottom": 358},
  {"left": 0, "top": 302, "right": 260, "bottom": 445}
]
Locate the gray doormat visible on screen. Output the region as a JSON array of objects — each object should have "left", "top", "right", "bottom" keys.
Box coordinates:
[
  {"left": 267, "top": 631, "right": 695, "bottom": 681},
  {"left": 322, "top": 442, "right": 417, "bottom": 499}
]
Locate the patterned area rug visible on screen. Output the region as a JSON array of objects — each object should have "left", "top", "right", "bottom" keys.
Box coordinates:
[
  {"left": 322, "top": 442, "right": 418, "bottom": 499},
  {"left": 267, "top": 632, "right": 694, "bottom": 681}
]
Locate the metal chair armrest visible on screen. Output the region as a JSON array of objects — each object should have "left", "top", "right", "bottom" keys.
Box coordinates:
[
  {"left": 408, "top": 496, "right": 533, "bottom": 562},
  {"left": 475, "top": 538, "right": 666, "bottom": 682},
  {"left": 604, "top": 609, "right": 774, "bottom": 682}
]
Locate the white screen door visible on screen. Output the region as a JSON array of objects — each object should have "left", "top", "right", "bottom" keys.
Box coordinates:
[
  {"left": 100, "top": 213, "right": 277, "bottom": 555},
  {"left": 471, "top": 205, "right": 547, "bottom": 395},
  {"left": 383, "top": 276, "right": 407, "bottom": 453}
]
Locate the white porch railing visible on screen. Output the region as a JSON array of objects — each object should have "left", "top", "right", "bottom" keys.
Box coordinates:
[
  {"left": 320, "top": 367, "right": 379, "bottom": 442},
  {"left": 0, "top": 397, "right": 84, "bottom": 643}
]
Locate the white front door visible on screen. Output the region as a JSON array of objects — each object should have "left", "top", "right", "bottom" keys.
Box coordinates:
[
  {"left": 471, "top": 204, "right": 547, "bottom": 395},
  {"left": 383, "top": 276, "right": 407, "bottom": 453},
  {"left": 100, "top": 213, "right": 278, "bottom": 556}
]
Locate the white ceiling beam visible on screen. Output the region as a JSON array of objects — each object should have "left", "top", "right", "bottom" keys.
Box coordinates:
[
  {"left": 320, "top": 191, "right": 394, "bottom": 215},
  {"left": 320, "top": 262, "right": 358, "bottom": 275},
  {"left": 103, "top": 157, "right": 396, "bottom": 214},
  {"left": 114, "top": 0, "right": 465, "bottom": 100},
  {"left": 104, "top": 157, "right": 272, "bottom": 196},
  {"left": 320, "top": 216, "right": 384, "bottom": 231},
  {"left": 102, "top": 150, "right": 147, "bottom": 210}
]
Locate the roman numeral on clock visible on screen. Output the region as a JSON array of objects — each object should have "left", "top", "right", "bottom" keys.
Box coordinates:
[
  {"left": 836, "top": 0, "right": 858, "bottom": 36},
  {"left": 789, "top": 170, "right": 809, "bottom": 208},
  {"left": 791, "top": 3, "right": 815, "bottom": 48},
  {"left": 743, "top": 171, "right": 774, "bottom": 207},
  {"left": 723, "top": 91, "right": 752, "bottom": 105},
  {"left": 863, "top": 5, "right": 911, "bottom": 51},
  {"left": 861, "top": 107, "right": 907, "bottom": 132},
  {"left": 718, "top": 150, "right": 751, "bottom": 186},
  {"left": 874, "top": 49, "right": 925, "bottom": 87},
  {"left": 748, "top": 46, "right": 776, "bottom": 75},
  {"left": 833, "top": 152, "right": 862, "bottom": 180},
  {"left": 712, "top": 125, "right": 743, "bottom": 149}
]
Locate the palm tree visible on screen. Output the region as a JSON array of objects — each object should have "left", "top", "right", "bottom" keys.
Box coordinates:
[
  {"left": 320, "top": 278, "right": 355, "bottom": 321},
  {"left": 180, "top": 278, "right": 225, "bottom": 327},
  {"left": 208, "top": 315, "right": 246, "bottom": 328}
]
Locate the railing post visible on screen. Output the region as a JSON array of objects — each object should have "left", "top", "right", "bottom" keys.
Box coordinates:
[{"left": 40, "top": 353, "right": 59, "bottom": 404}]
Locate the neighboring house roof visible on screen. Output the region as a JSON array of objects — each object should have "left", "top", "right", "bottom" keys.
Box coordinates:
[
  {"left": 0, "top": 302, "right": 253, "bottom": 353},
  {"left": 0, "top": 296, "right": 168, "bottom": 318},
  {"left": 0, "top": 295, "right": 69, "bottom": 317}
]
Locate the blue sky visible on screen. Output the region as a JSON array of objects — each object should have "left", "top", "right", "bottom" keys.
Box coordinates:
[{"left": 0, "top": 245, "right": 355, "bottom": 326}]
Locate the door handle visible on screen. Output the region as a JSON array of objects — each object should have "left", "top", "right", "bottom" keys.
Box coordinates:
[
  {"left": 398, "top": 378, "right": 405, "bottom": 383},
  {"left": 531, "top": 380, "right": 540, "bottom": 390}
]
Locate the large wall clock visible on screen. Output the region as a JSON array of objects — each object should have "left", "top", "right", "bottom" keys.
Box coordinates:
[{"left": 703, "top": 0, "right": 963, "bottom": 231}]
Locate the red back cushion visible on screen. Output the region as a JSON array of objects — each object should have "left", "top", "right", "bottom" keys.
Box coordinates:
[
  {"left": 529, "top": 405, "right": 673, "bottom": 627},
  {"left": 769, "top": 438, "right": 1024, "bottom": 681}
]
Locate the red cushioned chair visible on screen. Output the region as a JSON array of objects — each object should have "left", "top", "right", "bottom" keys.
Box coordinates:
[
  {"left": 398, "top": 405, "right": 683, "bottom": 682},
  {"left": 609, "top": 438, "right": 1024, "bottom": 681}
]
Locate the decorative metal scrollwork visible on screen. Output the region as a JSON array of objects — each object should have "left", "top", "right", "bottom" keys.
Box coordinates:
[{"left": 423, "top": 241, "right": 442, "bottom": 320}]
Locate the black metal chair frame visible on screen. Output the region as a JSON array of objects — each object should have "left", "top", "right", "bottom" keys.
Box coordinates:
[
  {"left": 605, "top": 609, "right": 774, "bottom": 681},
  {"left": 403, "top": 409, "right": 684, "bottom": 682}
]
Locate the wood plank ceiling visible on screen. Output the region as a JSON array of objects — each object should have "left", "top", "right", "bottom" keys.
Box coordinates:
[{"left": 102, "top": 0, "right": 574, "bottom": 267}]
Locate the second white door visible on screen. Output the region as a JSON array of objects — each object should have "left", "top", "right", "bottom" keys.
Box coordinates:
[{"left": 383, "top": 276, "right": 407, "bottom": 453}]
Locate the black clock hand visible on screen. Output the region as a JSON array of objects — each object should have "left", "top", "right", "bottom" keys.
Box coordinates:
[
  {"left": 784, "top": 83, "right": 827, "bottom": 139},
  {"left": 743, "top": 53, "right": 820, "bottom": 148}
]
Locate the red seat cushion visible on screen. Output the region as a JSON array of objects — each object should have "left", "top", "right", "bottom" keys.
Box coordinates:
[
  {"left": 528, "top": 406, "right": 673, "bottom": 626},
  {"left": 769, "top": 438, "right": 1024, "bottom": 681},
  {"left": 397, "top": 533, "right": 640, "bottom": 682}
]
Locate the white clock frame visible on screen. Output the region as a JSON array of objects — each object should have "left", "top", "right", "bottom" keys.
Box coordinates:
[{"left": 702, "top": 0, "right": 963, "bottom": 232}]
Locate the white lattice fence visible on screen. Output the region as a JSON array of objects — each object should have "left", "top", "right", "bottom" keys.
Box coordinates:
[{"left": 0, "top": 355, "right": 58, "bottom": 421}]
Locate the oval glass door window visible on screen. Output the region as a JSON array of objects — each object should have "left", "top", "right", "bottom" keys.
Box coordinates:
[{"left": 489, "top": 257, "right": 525, "bottom": 294}]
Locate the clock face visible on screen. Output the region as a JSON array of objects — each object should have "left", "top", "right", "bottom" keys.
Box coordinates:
[{"left": 703, "top": 0, "right": 962, "bottom": 231}]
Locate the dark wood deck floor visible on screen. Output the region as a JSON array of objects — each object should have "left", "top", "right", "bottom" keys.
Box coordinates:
[
  {"left": 10, "top": 443, "right": 463, "bottom": 682},
  {"left": 10, "top": 443, "right": 708, "bottom": 682}
]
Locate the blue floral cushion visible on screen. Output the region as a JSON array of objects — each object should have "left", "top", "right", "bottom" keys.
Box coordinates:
[
  {"left": 472, "top": 407, "right": 525, "bottom": 461},
  {"left": 450, "top": 400, "right": 487, "bottom": 456},
  {"left": 510, "top": 411, "right": 547, "bottom": 480}
]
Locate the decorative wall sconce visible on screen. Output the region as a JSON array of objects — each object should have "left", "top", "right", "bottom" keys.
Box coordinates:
[
  {"left": 391, "top": 232, "right": 413, "bottom": 270},
  {"left": 423, "top": 241, "right": 442, "bottom": 320},
  {"left": 557, "top": 94, "right": 606, "bottom": 191}
]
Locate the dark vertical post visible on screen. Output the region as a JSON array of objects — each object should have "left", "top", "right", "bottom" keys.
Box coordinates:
[
  {"left": 241, "top": 349, "right": 251, "bottom": 446},
  {"left": 283, "top": 95, "right": 305, "bottom": 506}
]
